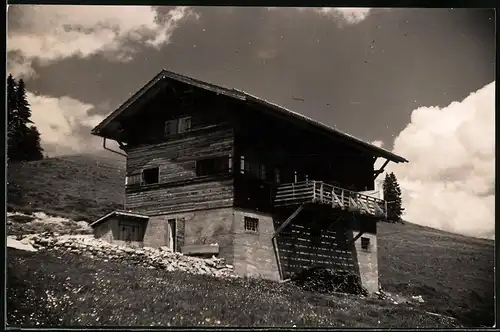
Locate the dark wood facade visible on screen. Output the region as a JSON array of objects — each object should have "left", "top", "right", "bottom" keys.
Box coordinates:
[{"left": 119, "top": 81, "right": 237, "bottom": 216}]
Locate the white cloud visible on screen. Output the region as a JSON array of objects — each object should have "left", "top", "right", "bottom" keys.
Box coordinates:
[
  {"left": 7, "top": 5, "right": 198, "bottom": 78},
  {"left": 371, "top": 140, "right": 384, "bottom": 148},
  {"left": 27, "top": 91, "right": 109, "bottom": 156},
  {"left": 383, "top": 81, "right": 495, "bottom": 240},
  {"left": 267, "top": 7, "right": 371, "bottom": 24},
  {"left": 313, "top": 8, "right": 371, "bottom": 24}
]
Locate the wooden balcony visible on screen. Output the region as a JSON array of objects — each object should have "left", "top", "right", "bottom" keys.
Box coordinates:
[{"left": 274, "top": 181, "right": 387, "bottom": 219}]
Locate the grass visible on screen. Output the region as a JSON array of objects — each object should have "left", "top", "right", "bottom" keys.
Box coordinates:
[
  {"left": 6, "top": 153, "right": 495, "bottom": 327},
  {"left": 7, "top": 154, "right": 126, "bottom": 222},
  {"left": 7, "top": 247, "right": 462, "bottom": 328}
]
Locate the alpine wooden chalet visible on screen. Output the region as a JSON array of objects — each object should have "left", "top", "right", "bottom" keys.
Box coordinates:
[{"left": 90, "top": 69, "right": 408, "bottom": 293}]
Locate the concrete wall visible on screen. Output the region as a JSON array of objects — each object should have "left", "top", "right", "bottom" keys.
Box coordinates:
[
  {"left": 146, "top": 207, "right": 235, "bottom": 264},
  {"left": 351, "top": 231, "right": 378, "bottom": 293},
  {"left": 232, "top": 208, "right": 280, "bottom": 281},
  {"left": 143, "top": 216, "right": 170, "bottom": 248},
  {"left": 348, "top": 214, "right": 379, "bottom": 294}
]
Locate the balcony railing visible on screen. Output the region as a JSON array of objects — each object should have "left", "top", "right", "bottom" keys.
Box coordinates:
[{"left": 274, "top": 180, "right": 387, "bottom": 218}]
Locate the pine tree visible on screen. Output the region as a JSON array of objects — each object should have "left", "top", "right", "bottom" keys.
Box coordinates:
[
  {"left": 383, "top": 172, "right": 405, "bottom": 223},
  {"left": 7, "top": 74, "right": 19, "bottom": 162},
  {"left": 7, "top": 75, "right": 44, "bottom": 162}
]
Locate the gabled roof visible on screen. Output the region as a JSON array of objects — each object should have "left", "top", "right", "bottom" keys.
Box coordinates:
[
  {"left": 91, "top": 69, "right": 408, "bottom": 163},
  {"left": 90, "top": 210, "right": 150, "bottom": 228}
]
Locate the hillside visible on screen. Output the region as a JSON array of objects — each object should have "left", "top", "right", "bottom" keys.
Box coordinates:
[
  {"left": 6, "top": 154, "right": 495, "bottom": 327},
  {"left": 7, "top": 153, "right": 126, "bottom": 222}
]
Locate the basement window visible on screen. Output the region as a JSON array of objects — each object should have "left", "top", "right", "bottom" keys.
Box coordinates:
[
  {"left": 244, "top": 216, "right": 259, "bottom": 233},
  {"left": 361, "top": 237, "right": 370, "bottom": 250},
  {"left": 142, "top": 167, "right": 160, "bottom": 185},
  {"left": 196, "top": 156, "right": 231, "bottom": 176}
]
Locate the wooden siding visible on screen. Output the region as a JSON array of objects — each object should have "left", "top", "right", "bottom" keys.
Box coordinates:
[
  {"left": 124, "top": 121, "right": 235, "bottom": 215},
  {"left": 274, "top": 218, "right": 356, "bottom": 279},
  {"left": 232, "top": 100, "right": 378, "bottom": 214}
]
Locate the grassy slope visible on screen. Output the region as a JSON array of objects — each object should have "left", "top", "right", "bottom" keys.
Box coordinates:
[
  {"left": 7, "top": 154, "right": 126, "bottom": 222},
  {"left": 7, "top": 247, "right": 461, "bottom": 328},
  {"left": 6, "top": 154, "right": 495, "bottom": 327}
]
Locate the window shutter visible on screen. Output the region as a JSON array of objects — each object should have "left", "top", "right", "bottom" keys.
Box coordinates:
[
  {"left": 165, "top": 119, "right": 178, "bottom": 136},
  {"left": 178, "top": 117, "right": 191, "bottom": 133}
]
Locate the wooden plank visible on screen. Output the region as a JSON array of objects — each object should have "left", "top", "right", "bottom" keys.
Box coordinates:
[
  {"left": 182, "top": 244, "right": 220, "bottom": 256},
  {"left": 273, "top": 205, "right": 304, "bottom": 237},
  {"left": 346, "top": 231, "right": 365, "bottom": 247}
]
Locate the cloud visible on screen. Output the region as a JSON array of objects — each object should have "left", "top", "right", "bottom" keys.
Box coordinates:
[
  {"left": 27, "top": 91, "right": 111, "bottom": 156},
  {"left": 383, "top": 81, "right": 495, "bottom": 239},
  {"left": 371, "top": 140, "right": 384, "bottom": 148},
  {"left": 267, "top": 7, "right": 372, "bottom": 24},
  {"left": 311, "top": 8, "right": 372, "bottom": 24},
  {"left": 7, "top": 5, "right": 198, "bottom": 78}
]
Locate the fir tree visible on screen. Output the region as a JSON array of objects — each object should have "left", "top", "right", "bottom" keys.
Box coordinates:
[
  {"left": 7, "top": 74, "right": 19, "bottom": 162},
  {"left": 7, "top": 75, "right": 44, "bottom": 162},
  {"left": 383, "top": 172, "right": 405, "bottom": 223}
]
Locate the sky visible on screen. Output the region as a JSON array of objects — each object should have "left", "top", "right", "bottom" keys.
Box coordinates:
[{"left": 7, "top": 6, "right": 495, "bottom": 239}]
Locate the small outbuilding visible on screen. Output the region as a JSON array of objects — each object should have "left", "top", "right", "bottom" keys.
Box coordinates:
[{"left": 90, "top": 210, "right": 150, "bottom": 248}]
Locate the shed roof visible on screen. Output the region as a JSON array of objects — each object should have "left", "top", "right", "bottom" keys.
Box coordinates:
[
  {"left": 90, "top": 210, "right": 150, "bottom": 228},
  {"left": 91, "top": 69, "right": 408, "bottom": 164}
]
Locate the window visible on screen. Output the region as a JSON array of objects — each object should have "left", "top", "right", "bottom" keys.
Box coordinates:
[
  {"left": 361, "top": 237, "right": 370, "bottom": 250},
  {"left": 244, "top": 216, "right": 259, "bottom": 232},
  {"left": 142, "top": 167, "right": 159, "bottom": 185},
  {"left": 165, "top": 116, "right": 191, "bottom": 136},
  {"left": 275, "top": 168, "right": 281, "bottom": 184},
  {"left": 196, "top": 156, "right": 231, "bottom": 176},
  {"left": 240, "top": 155, "right": 266, "bottom": 180}
]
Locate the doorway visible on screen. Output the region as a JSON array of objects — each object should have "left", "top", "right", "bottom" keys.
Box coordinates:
[{"left": 167, "top": 219, "right": 176, "bottom": 250}]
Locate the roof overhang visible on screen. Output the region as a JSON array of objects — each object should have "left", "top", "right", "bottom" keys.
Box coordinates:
[
  {"left": 90, "top": 210, "right": 150, "bottom": 228},
  {"left": 91, "top": 69, "right": 408, "bottom": 164}
]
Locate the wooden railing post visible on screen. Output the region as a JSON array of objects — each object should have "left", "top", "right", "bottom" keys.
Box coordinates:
[
  {"left": 312, "top": 180, "right": 316, "bottom": 201},
  {"left": 319, "top": 182, "right": 324, "bottom": 202}
]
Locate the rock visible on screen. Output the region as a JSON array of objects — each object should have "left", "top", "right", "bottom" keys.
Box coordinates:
[
  {"left": 20, "top": 231, "right": 239, "bottom": 279},
  {"left": 411, "top": 295, "right": 425, "bottom": 303}
]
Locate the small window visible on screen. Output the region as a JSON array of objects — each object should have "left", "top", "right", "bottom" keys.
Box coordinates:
[
  {"left": 142, "top": 167, "right": 159, "bottom": 185},
  {"left": 196, "top": 156, "right": 230, "bottom": 176},
  {"left": 165, "top": 119, "right": 178, "bottom": 136},
  {"left": 275, "top": 168, "right": 281, "bottom": 184},
  {"left": 240, "top": 155, "right": 266, "bottom": 180},
  {"left": 260, "top": 164, "right": 266, "bottom": 180},
  {"left": 165, "top": 116, "right": 191, "bottom": 136},
  {"left": 240, "top": 156, "right": 245, "bottom": 174},
  {"left": 244, "top": 216, "right": 259, "bottom": 232},
  {"left": 361, "top": 237, "right": 370, "bottom": 250}
]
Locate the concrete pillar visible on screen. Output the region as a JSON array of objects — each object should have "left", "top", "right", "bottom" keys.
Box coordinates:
[{"left": 351, "top": 230, "right": 379, "bottom": 293}]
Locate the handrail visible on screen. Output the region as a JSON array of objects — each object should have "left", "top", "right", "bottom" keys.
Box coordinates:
[{"left": 275, "top": 180, "right": 387, "bottom": 218}]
